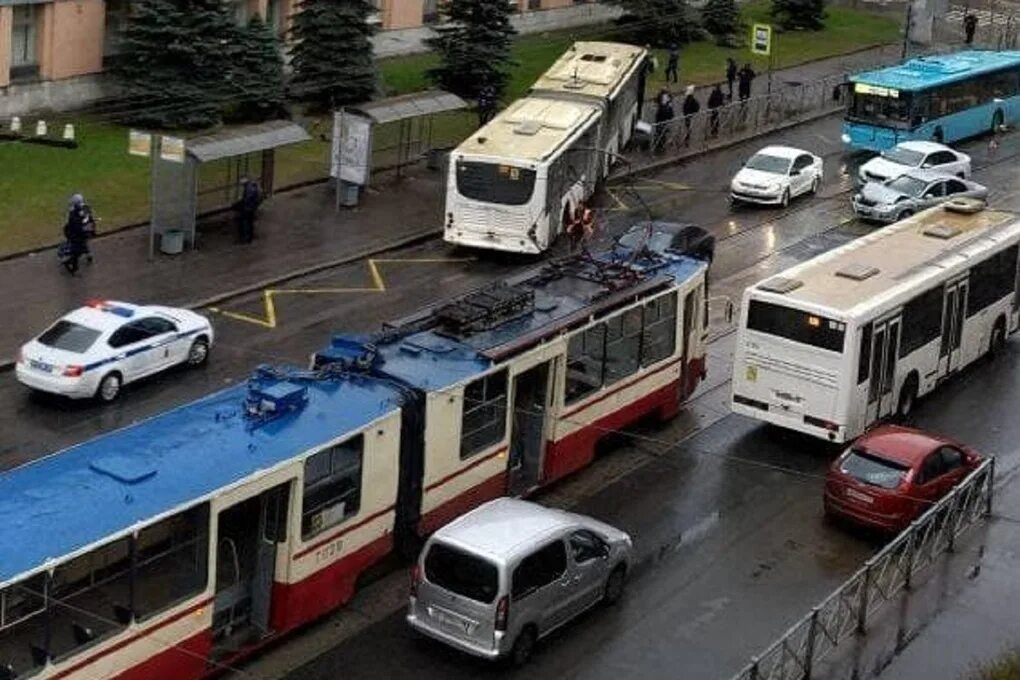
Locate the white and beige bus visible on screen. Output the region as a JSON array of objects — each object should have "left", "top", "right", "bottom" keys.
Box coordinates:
[
  {"left": 731, "top": 201, "right": 1020, "bottom": 442},
  {"left": 444, "top": 42, "right": 648, "bottom": 254}
]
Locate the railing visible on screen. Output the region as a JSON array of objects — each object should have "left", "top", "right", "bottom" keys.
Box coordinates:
[{"left": 729, "top": 457, "right": 995, "bottom": 680}]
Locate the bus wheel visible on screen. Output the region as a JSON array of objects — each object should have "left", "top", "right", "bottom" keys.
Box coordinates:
[
  {"left": 932, "top": 127, "right": 944, "bottom": 143},
  {"left": 897, "top": 377, "right": 918, "bottom": 420},
  {"left": 989, "top": 318, "right": 1006, "bottom": 357},
  {"left": 992, "top": 110, "right": 1004, "bottom": 134}
]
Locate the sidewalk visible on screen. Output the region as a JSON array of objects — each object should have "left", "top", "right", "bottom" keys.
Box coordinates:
[{"left": 0, "top": 42, "right": 915, "bottom": 369}]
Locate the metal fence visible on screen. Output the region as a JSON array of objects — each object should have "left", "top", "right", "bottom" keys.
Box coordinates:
[{"left": 729, "top": 457, "right": 995, "bottom": 680}]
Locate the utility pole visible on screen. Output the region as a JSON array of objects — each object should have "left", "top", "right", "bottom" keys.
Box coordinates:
[{"left": 902, "top": 1, "right": 913, "bottom": 60}]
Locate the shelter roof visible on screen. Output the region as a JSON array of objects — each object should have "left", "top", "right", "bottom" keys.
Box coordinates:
[
  {"left": 349, "top": 91, "right": 468, "bottom": 124},
  {"left": 187, "top": 120, "right": 311, "bottom": 163}
]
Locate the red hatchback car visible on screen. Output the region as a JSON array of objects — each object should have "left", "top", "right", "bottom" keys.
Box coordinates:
[{"left": 824, "top": 425, "right": 983, "bottom": 533}]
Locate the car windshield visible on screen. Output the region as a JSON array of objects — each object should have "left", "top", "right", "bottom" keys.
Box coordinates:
[
  {"left": 424, "top": 542, "right": 499, "bottom": 604},
  {"left": 881, "top": 147, "right": 925, "bottom": 166},
  {"left": 886, "top": 175, "right": 927, "bottom": 197},
  {"left": 745, "top": 154, "right": 791, "bottom": 174},
  {"left": 617, "top": 227, "right": 675, "bottom": 253},
  {"left": 37, "top": 320, "right": 102, "bottom": 354},
  {"left": 840, "top": 449, "right": 910, "bottom": 489}
]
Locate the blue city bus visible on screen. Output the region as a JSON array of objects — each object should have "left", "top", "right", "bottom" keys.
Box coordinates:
[{"left": 842, "top": 50, "right": 1020, "bottom": 152}]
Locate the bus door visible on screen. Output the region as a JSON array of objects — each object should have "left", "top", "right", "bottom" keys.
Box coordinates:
[
  {"left": 938, "top": 278, "right": 968, "bottom": 378},
  {"left": 865, "top": 316, "right": 902, "bottom": 423},
  {"left": 508, "top": 360, "right": 553, "bottom": 496}
]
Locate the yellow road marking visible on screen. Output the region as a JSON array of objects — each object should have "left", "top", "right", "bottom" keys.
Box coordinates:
[
  {"left": 607, "top": 189, "right": 630, "bottom": 212},
  {"left": 209, "top": 257, "right": 472, "bottom": 329}
]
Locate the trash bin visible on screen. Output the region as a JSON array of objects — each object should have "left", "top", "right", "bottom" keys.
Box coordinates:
[
  {"left": 160, "top": 229, "right": 185, "bottom": 255},
  {"left": 338, "top": 180, "right": 360, "bottom": 208}
]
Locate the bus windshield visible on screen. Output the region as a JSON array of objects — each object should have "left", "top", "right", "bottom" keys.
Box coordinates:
[
  {"left": 456, "top": 161, "right": 537, "bottom": 206},
  {"left": 746, "top": 300, "right": 846, "bottom": 352},
  {"left": 846, "top": 91, "right": 912, "bottom": 128}
]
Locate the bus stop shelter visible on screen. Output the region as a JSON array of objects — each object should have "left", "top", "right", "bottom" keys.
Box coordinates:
[
  {"left": 149, "top": 120, "right": 310, "bottom": 257},
  {"left": 332, "top": 91, "right": 467, "bottom": 207}
]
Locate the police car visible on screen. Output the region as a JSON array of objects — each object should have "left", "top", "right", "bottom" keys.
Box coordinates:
[{"left": 16, "top": 300, "right": 213, "bottom": 402}]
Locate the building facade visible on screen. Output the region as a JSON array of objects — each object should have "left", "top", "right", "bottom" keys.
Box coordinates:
[{"left": 0, "top": 0, "right": 606, "bottom": 114}]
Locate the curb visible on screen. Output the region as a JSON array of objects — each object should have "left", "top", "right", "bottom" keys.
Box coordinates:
[{"left": 0, "top": 227, "right": 442, "bottom": 375}]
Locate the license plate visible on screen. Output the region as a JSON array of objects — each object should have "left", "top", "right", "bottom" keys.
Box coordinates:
[
  {"left": 430, "top": 607, "right": 474, "bottom": 634},
  {"left": 29, "top": 359, "right": 53, "bottom": 373},
  {"left": 845, "top": 487, "right": 874, "bottom": 504}
]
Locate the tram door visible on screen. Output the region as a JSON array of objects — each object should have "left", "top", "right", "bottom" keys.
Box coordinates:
[
  {"left": 212, "top": 483, "right": 290, "bottom": 653},
  {"left": 865, "top": 316, "right": 901, "bottom": 424},
  {"left": 508, "top": 361, "right": 553, "bottom": 496}
]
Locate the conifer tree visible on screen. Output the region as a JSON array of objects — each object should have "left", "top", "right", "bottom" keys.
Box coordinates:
[
  {"left": 226, "top": 14, "right": 286, "bottom": 122},
  {"left": 425, "top": 0, "right": 517, "bottom": 101},
  {"left": 701, "top": 0, "right": 741, "bottom": 44},
  {"left": 771, "top": 0, "right": 826, "bottom": 31},
  {"left": 114, "top": 0, "right": 235, "bottom": 129},
  {"left": 289, "top": 0, "right": 377, "bottom": 109},
  {"left": 611, "top": 0, "right": 700, "bottom": 47}
]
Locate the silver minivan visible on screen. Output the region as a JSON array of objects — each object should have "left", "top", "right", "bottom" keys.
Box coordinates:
[{"left": 407, "top": 498, "right": 633, "bottom": 666}]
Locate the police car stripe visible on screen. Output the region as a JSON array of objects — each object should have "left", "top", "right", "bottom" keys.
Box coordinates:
[{"left": 82, "top": 328, "right": 208, "bottom": 373}]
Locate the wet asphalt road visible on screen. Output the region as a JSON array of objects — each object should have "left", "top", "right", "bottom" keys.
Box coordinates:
[{"left": 5, "top": 114, "right": 1020, "bottom": 678}]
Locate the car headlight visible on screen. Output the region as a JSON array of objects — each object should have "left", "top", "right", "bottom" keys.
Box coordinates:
[
  {"left": 841, "top": 133, "right": 851, "bottom": 144},
  {"left": 768, "top": 183, "right": 782, "bottom": 193}
]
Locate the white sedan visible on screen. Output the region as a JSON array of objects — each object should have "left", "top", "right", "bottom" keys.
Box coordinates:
[
  {"left": 16, "top": 300, "right": 213, "bottom": 402},
  {"left": 858, "top": 141, "right": 971, "bottom": 185},
  {"left": 730, "top": 145, "right": 824, "bottom": 208}
]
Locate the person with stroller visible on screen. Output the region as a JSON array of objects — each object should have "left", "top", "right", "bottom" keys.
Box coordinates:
[{"left": 62, "top": 193, "right": 96, "bottom": 275}]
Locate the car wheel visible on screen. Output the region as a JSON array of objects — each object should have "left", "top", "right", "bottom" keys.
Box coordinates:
[
  {"left": 897, "top": 209, "right": 914, "bottom": 222},
  {"left": 97, "top": 373, "right": 122, "bottom": 403},
  {"left": 186, "top": 337, "right": 210, "bottom": 367},
  {"left": 810, "top": 176, "right": 820, "bottom": 195},
  {"left": 603, "top": 566, "right": 627, "bottom": 605},
  {"left": 509, "top": 627, "right": 537, "bottom": 667},
  {"left": 780, "top": 189, "right": 790, "bottom": 208}
]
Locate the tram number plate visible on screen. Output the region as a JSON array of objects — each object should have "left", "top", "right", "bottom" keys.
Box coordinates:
[{"left": 315, "top": 538, "right": 344, "bottom": 564}]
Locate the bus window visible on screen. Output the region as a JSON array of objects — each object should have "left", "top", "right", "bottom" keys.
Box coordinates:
[{"left": 456, "top": 161, "right": 536, "bottom": 206}]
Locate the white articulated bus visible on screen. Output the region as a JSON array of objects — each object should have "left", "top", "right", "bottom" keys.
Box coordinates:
[
  {"left": 731, "top": 201, "right": 1020, "bottom": 442},
  {"left": 444, "top": 42, "right": 649, "bottom": 254}
]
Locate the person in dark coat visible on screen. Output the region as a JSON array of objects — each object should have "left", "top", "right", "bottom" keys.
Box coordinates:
[
  {"left": 726, "top": 57, "right": 738, "bottom": 100},
  {"left": 654, "top": 89, "right": 675, "bottom": 152},
  {"left": 477, "top": 84, "right": 498, "bottom": 126},
  {"left": 62, "top": 193, "right": 92, "bottom": 275},
  {"left": 707, "top": 84, "right": 725, "bottom": 136},
  {"left": 737, "top": 63, "right": 756, "bottom": 102},
  {"left": 964, "top": 12, "right": 978, "bottom": 44},
  {"left": 666, "top": 44, "right": 680, "bottom": 84},
  {"left": 681, "top": 85, "right": 700, "bottom": 145},
  {"left": 235, "top": 178, "right": 262, "bottom": 244}
]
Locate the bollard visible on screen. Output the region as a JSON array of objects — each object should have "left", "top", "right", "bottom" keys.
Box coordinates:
[
  {"left": 10, "top": 116, "right": 21, "bottom": 133},
  {"left": 63, "top": 124, "right": 75, "bottom": 141},
  {"left": 35, "top": 120, "right": 47, "bottom": 137}
]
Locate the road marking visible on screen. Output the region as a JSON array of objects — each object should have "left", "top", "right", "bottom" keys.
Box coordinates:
[
  {"left": 208, "top": 257, "right": 473, "bottom": 329},
  {"left": 607, "top": 188, "right": 630, "bottom": 212},
  {"left": 633, "top": 178, "right": 693, "bottom": 191}
]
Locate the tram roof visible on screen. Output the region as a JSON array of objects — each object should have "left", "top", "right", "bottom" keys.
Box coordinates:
[
  {"left": 752, "top": 204, "right": 1020, "bottom": 316},
  {"left": 0, "top": 371, "right": 401, "bottom": 585},
  {"left": 324, "top": 251, "right": 706, "bottom": 392}
]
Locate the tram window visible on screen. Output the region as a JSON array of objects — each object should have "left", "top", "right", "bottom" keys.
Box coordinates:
[
  {"left": 49, "top": 537, "right": 132, "bottom": 659},
  {"left": 605, "top": 307, "right": 642, "bottom": 384},
  {"left": 968, "top": 246, "right": 1019, "bottom": 316},
  {"left": 900, "top": 286, "right": 945, "bottom": 356},
  {"left": 302, "top": 435, "right": 365, "bottom": 539},
  {"left": 566, "top": 324, "right": 606, "bottom": 404},
  {"left": 134, "top": 504, "right": 210, "bottom": 621},
  {"left": 0, "top": 573, "right": 47, "bottom": 676},
  {"left": 459, "top": 371, "right": 508, "bottom": 460},
  {"left": 642, "top": 292, "right": 678, "bottom": 367}
]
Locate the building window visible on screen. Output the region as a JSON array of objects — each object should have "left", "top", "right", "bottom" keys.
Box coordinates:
[
  {"left": 266, "top": 0, "right": 284, "bottom": 36},
  {"left": 103, "top": 0, "right": 131, "bottom": 62},
  {"left": 423, "top": 0, "right": 440, "bottom": 23},
  {"left": 11, "top": 3, "right": 40, "bottom": 80},
  {"left": 528, "top": 0, "right": 542, "bottom": 9},
  {"left": 233, "top": 0, "right": 248, "bottom": 24},
  {"left": 302, "top": 435, "right": 364, "bottom": 539},
  {"left": 460, "top": 371, "right": 508, "bottom": 459}
]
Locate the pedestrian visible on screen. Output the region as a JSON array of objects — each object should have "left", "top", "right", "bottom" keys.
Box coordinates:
[
  {"left": 988, "top": 132, "right": 1000, "bottom": 160},
  {"left": 654, "top": 88, "right": 675, "bottom": 153},
  {"left": 707, "top": 83, "right": 725, "bottom": 137},
  {"left": 964, "top": 12, "right": 978, "bottom": 45},
  {"left": 234, "top": 177, "right": 262, "bottom": 244},
  {"left": 681, "top": 85, "right": 700, "bottom": 146},
  {"left": 62, "top": 193, "right": 93, "bottom": 275},
  {"left": 738, "top": 62, "right": 756, "bottom": 102},
  {"left": 726, "top": 57, "right": 738, "bottom": 100},
  {"left": 644, "top": 45, "right": 658, "bottom": 76},
  {"left": 666, "top": 44, "right": 680, "bottom": 84},
  {"left": 477, "top": 83, "right": 497, "bottom": 127}
]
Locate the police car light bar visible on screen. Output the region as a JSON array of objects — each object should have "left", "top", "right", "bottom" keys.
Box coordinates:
[{"left": 86, "top": 300, "right": 135, "bottom": 318}]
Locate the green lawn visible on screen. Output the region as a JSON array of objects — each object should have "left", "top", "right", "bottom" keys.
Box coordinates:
[{"left": 0, "top": 2, "right": 898, "bottom": 257}]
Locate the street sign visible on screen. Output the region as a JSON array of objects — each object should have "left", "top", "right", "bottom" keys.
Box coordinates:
[
  {"left": 751, "top": 23, "right": 772, "bottom": 56},
  {"left": 129, "top": 130, "right": 152, "bottom": 157},
  {"left": 160, "top": 136, "right": 186, "bottom": 163}
]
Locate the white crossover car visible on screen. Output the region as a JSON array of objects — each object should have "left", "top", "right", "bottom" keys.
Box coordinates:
[
  {"left": 730, "top": 145, "right": 824, "bottom": 207},
  {"left": 858, "top": 141, "right": 971, "bottom": 185},
  {"left": 16, "top": 300, "right": 213, "bottom": 401}
]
